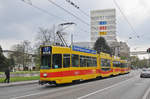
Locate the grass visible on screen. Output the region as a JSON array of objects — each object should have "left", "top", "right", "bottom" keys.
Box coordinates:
[
  {"left": 11, "top": 71, "right": 40, "bottom": 74},
  {"left": 0, "top": 71, "right": 39, "bottom": 75},
  {"left": 0, "top": 71, "right": 40, "bottom": 83},
  {"left": 0, "top": 76, "right": 40, "bottom": 83}
]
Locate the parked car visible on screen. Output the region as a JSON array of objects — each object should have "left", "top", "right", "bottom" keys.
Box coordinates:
[{"left": 140, "top": 68, "right": 150, "bottom": 78}]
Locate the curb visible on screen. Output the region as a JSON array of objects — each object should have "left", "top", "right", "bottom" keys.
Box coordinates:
[{"left": 0, "top": 80, "right": 38, "bottom": 88}]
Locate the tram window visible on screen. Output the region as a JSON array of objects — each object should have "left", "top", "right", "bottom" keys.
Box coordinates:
[
  {"left": 121, "top": 63, "right": 127, "bottom": 68},
  {"left": 113, "top": 61, "right": 118, "bottom": 67},
  {"left": 113, "top": 61, "right": 115, "bottom": 67},
  {"left": 89, "top": 57, "right": 93, "bottom": 67},
  {"left": 123, "top": 63, "right": 125, "bottom": 67},
  {"left": 63, "top": 54, "right": 70, "bottom": 68},
  {"left": 87, "top": 56, "right": 91, "bottom": 67},
  {"left": 83, "top": 56, "right": 87, "bottom": 67},
  {"left": 52, "top": 54, "right": 62, "bottom": 69},
  {"left": 101, "top": 59, "right": 105, "bottom": 67},
  {"left": 117, "top": 62, "right": 120, "bottom": 67},
  {"left": 120, "top": 63, "right": 123, "bottom": 68},
  {"left": 113, "top": 61, "right": 120, "bottom": 67},
  {"left": 90, "top": 57, "right": 94, "bottom": 67},
  {"left": 41, "top": 55, "right": 51, "bottom": 69},
  {"left": 84, "top": 56, "right": 88, "bottom": 67},
  {"left": 101, "top": 59, "right": 107, "bottom": 67},
  {"left": 93, "top": 57, "right": 97, "bottom": 67},
  {"left": 72, "top": 54, "right": 79, "bottom": 67},
  {"left": 101, "top": 59, "right": 110, "bottom": 67},
  {"left": 80, "top": 55, "right": 86, "bottom": 67},
  {"left": 107, "top": 60, "right": 111, "bottom": 67},
  {"left": 125, "top": 63, "right": 127, "bottom": 67},
  {"left": 121, "top": 63, "right": 125, "bottom": 68}
]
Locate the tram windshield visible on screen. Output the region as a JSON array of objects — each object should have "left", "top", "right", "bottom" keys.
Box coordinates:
[
  {"left": 120, "top": 63, "right": 127, "bottom": 68},
  {"left": 41, "top": 55, "right": 51, "bottom": 69},
  {"left": 40, "top": 46, "right": 52, "bottom": 69}
]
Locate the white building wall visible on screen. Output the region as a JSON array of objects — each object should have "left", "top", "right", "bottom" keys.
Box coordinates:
[{"left": 90, "top": 9, "right": 117, "bottom": 45}]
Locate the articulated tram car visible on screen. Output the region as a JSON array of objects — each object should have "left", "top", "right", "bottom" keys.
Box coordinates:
[
  {"left": 120, "top": 60, "right": 130, "bottom": 74},
  {"left": 99, "top": 52, "right": 113, "bottom": 77},
  {"left": 39, "top": 45, "right": 130, "bottom": 85},
  {"left": 112, "top": 56, "right": 121, "bottom": 76}
]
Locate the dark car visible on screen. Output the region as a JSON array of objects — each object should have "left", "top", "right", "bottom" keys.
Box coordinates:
[{"left": 140, "top": 68, "right": 150, "bottom": 78}]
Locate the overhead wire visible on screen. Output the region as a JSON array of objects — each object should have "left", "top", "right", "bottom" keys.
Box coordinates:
[
  {"left": 66, "top": 0, "right": 137, "bottom": 44},
  {"left": 78, "top": 9, "right": 90, "bottom": 17},
  {"left": 21, "top": 0, "right": 68, "bottom": 22},
  {"left": 47, "top": 0, "right": 99, "bottom": 34},
  {"left": 65, "top": 0, "right": 90, "bottom": 17},
  {"left": 21, "top": 0, "right": 90, "bottom": 35},
  {"left": 113, "top": 0, "right": 140, "bottom": 39},
  {"left": 64, "top": 0, "right": 91, "bottom": 32},
  {"left": 22, "top": 0, "right": 101, "bottom": 43},
  {"left": 48, "top": 0, "right": 90, "bottom": 26}
]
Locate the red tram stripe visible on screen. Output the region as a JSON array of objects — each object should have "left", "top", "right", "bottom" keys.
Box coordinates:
[
  {"left": 99, "top": 69, "right": 113, "bottom": 74},
  {"left": 40, "top": 69, "right": 114, "bottom": 78}
]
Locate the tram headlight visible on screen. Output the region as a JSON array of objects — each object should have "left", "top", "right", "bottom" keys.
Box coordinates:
[{"left": 43, "top": 73, "right": 47, "bottom": 77}]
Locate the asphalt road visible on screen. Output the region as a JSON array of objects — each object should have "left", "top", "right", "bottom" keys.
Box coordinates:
[{"left": 1, "top": 70, "right": 150, "bottom": 99}]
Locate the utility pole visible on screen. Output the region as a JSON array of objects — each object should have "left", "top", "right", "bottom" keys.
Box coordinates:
[
  {"left": 71, "top": 33, "right": 73, "bottom": 46},
  {"left": 53, "top": 24, "right": 56, "bottom": 46}
]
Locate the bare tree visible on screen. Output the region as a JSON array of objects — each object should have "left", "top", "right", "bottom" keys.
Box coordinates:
[
  {"left": 36, "top": 27, "right": 56, "bottom": 45},
  {"left": 10, "top": 40, "right": 32, "bottom": 70},
  {"left": 35, "top": 26, "right": 68, "bottom": 46}
]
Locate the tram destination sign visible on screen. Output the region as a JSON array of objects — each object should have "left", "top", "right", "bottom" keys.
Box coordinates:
[
  {"left": 41, "top": 46, "right": 51, "bottom": 55},
  {"left": 72, "top": 46, "right": 97, "bottom": 54}
]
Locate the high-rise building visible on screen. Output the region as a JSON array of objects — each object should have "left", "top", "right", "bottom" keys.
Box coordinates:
[
  {"left": 74, "top": 9, "right": 130, "bottom": 57},
  {"left": 90, "top": 9, "right": 117, "bottom": 46}
]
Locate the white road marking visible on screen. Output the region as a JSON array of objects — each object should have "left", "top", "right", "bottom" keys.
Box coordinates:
[
  {"left": 11, "top": 91, "right": 52, "bottom": 99},
  {"left": 77, "top": 75, "right": 139, "bottom": 99},
  {"left": 142, "top": 85, "right": 150, "bottom": 99},
  {"left": 10, "top": 73, "right": 136, "bottom": 99}
]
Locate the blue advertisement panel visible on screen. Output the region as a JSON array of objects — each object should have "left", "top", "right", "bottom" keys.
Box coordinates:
[{"left": 72, "top": 46, "right": 97, "bottom": 54}]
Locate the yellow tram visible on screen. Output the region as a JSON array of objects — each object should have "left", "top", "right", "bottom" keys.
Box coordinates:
[
  {"left": 112, "top": 56, "right": 121, "bottom": 76},
  {"left": 99, "top": 52, "right": 113, "bottom": 77},
  {"left": 39, "top": 45, "right": 130, "bottom": 85},
  {"left": 120, "top": 60, "right": 130, "bottom": 74}
]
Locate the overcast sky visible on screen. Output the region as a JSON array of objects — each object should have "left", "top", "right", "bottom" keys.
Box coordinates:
[{"left": 0, "top": 0, "right": 150, "bottom": 58}]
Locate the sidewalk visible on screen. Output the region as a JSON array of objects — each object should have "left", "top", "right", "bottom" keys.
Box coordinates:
[{"left": 0, "top": 80, "right": 38, "bottom": 87}]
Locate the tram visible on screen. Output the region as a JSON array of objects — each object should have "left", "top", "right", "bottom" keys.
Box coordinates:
[
  {"left": 39, "top": 45, "right": 130, "bottom": 85},
  {"left": 112, "top": 56, "right": 121, "bottom": 76},
  {"left": 120, "top": 60, "right": 130, "bottom": 74},
  {"left": 99, "top": 52, "right": 113, "bottom": 77}
]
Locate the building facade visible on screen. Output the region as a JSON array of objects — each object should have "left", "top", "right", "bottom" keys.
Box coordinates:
[
  {"left": 119, "top": 42, "right": 130, "bottom": 57},
  {"left": 74, "top": 9, "right": 130, "bottom": 57},
  {"left": 73, "top": 42, "right": 93, "bottom": 49},
  {"left": 90, "top": 9, "right": 117, "bottom": 46}
]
